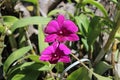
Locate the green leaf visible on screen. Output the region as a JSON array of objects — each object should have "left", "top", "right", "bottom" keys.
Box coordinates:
[
  {"left": 21, "top": 0, "right": 38, "bottom": 5},
  {"left": 67, "top": 67, "right": 91, "bottom": 80},
  {"left": 10, "top": 69, "right": 39, "bottom": 80},
  {"left": 28, "top": 54, "right": 41, "bottom": 62},
  {"left": 10, "top": 16, "right": 51, "bottom": 32},
  {"left": 81, "top": 38, "right": 89, "bottom": 51},
  {"left": 38, "top": 25, "right": 48, "bottom": 53},
  {"left": 55, "top": 62, "right": 64, "bottom": 73},
  {"left": 93, "top": 73, "right": 112, "bottom": 80},
  {"left": 19, "top": 62, "right": 53, "bottom": 71},
  {"left": 110, "top": 0, "right": 117, "bottom": 3},
  {"left": 66, "top": 64, "right": 112, "bottom": 80},
  {"left": 75, "top": 0, "right": 80, "bottom": 3},
  {"left": 48, "top": 9, "right": 65, "bottom": 16},
  {"left": 7, "top": 61, "right": 52, "bottom": 76},
  {"left": 46, "top": 78, "right": 55, "bottom": 80},
  {"left": 11, "top": 74, "right": 25, "bottom": 80},
  {"left": 88, "top": 68, "right": 112, "bottom": 80},
  {"left": 28, "top": 54, "right": 49, "bottom": 65},
  {"left": 82, "top": 0, "right": 108, "bottom": 17},
  {"left": 75, "top": 14, "right": 89, "bottom": 36},
  {"left": 3, "top": 46, "right": 31, "bottom": 73},
  {"left": 94, "top": 61, "right": 112, "bottom": 75},
  {"left": 2, "top": 16, "right": 18, "bottom": 27},
  {"left": 87, "top": 16, "right": 102, "bottom": 46}
]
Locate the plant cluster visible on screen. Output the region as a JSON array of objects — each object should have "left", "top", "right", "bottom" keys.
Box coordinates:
[{"left": 0, "top": 0, "right": 120, "bottom": 80}]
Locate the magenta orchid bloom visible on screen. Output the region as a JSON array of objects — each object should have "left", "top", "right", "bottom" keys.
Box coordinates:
[
  {"left": 45, "top": 14, "right": 79, "bottom": 42},
  {"left": 39, "top": 42, "right": 71, "bottom": 64}
]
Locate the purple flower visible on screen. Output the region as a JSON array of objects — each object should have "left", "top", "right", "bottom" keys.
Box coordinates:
[
  {"left": 45, "top": 14, "right": 79, "bottom": 42},
  {"left": 39, "top": 42, "right": 71, "bottom": 64}
]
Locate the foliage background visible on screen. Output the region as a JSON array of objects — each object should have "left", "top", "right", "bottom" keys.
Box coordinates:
[{"left": 0, "top": 0, "right": 120, "bottom": 80}]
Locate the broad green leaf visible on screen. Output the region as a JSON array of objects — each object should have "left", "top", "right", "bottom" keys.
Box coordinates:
[
  {"left": 84, "top": 6, "right": 94, "bottom": 14},
  {"left": 75, "top": 0, "right": 80, "bottom": 3},
  {"left": 75, "top": 14, "right": 89, "bottom": 36},
  {"left": 93, "top": 72, "right": 112, "bottom": 80},
  {"left": 67, "top": 67, "right": 91, "bottom": 80},
  {"left": 81, "top": 38, "right": 89, "bottom": 51},
  {"left": 55, "top": 62, "right": 64, "bottom": 73},
  {"left": 28, "top": 54, "right": 49, "bottom": 65},
  {"left": 28, "top": 54, "right": 41, "bottom": 62},
  {"left": 87, "top": 16, "right": 102, "bottom": 46},
  {"left": 94, "top": 61, "right": 112, "bottom": 75},
  {"left": 88, "top": 68, "right": 112, "bottom": 80},
  {"left": 110, "top": 0, "right": 117, "bottom": 3},
  {"left": 3, "top": 46, "right": 31, "bottom": 73},
  {"left": 67, "top": 65, "right": 112, "bottom": 80},
  {"left": 21, "top": 0, "right": 38, "bottom": 5},
  {"left": 10, "top": 69, "right": 39, "bottom": 80},
  {"left": 11, "top": 74, "right": 25, "bottom": 80},
  {"left": 2, "top": 16, "right": 18, "bottom": 27},
  {"left": 19, "top": 62, "right": 53, "bottom": 71},
  {"left": 7, "top": 61, "right": 51, "bottom": 76},
  {"left": 82, "top": 0, "right": 108, "bottom": 17},
  {"left": 48, "top": 9, "right": 65, "bottom": 16},
  {"left": 10, "top": 16, "right": 51, "bottom": 32},
  {"left": 38, "top": 25, "right": 48, "bottom": 53}
]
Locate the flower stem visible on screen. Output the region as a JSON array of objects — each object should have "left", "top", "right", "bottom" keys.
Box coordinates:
[
  {"left": 25, "top": 30, "right": 36, "bottom": 55},
  {"left": 70, "top": 54, "right": 91, "bottom": 71}
]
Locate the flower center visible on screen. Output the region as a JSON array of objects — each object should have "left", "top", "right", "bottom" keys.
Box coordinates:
[
  {"left": 52, "top": 53, "right": 60, "bottom": 59},
  {"left": 54, "top": 54, "right": 57, "bottom": 57},
  {"left": 59, "top": 31, "right": 63, "bottom": 35}
]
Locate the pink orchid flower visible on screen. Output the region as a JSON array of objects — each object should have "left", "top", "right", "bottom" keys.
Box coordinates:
[
  {"left": 39, "top": 42, "right": 71, "bottom": 64},
  {"left": 45, "top": 14, "right": 79, "bottom": 42}
]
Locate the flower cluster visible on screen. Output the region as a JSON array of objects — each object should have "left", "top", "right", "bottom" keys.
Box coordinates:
[{"left": 39, "top": 15, "right": 79, "bottom": 64}]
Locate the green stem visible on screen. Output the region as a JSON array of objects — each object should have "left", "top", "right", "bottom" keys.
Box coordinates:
[
  {"left": 71, "top": 54, "right": 91, "bottom": 72},
  {"left": 9, "top": 35, "right": 17, "bottom": 51},
  {"left": 36, "top": 0, "right": 40, "bottom": 16},
  {"left": 25, "top": 30, "right": 36, "bottom": 55}
]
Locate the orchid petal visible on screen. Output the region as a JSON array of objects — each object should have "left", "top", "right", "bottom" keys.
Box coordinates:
[
  {"left": 39, "top": 55, "right": 51, "bottom": 61},
  {"left": 57, "top": 14, "right": 65, "bottom": 27},
  {"left": 56, "top": 36, "right": 67, "bottom": 42},
  {"left": 59, "top": 43, "right": 71, "bottom": 55},
  {"left": 59, "top": 56, "right": 71, "bottom": 63},
  {"left": 45, "top": 20, "right": 60, "bottom": 34},
  {"left": 41, "top": 46, "right": 54, "bottom": 55},
  {"left": 66, "top": 34, "right": 79, "bottom": 41},
  {"left": 52, "top": 41, "right": 59, "bottom": 49},
  {"left": 63, "top": 20, "right": 78, "bottom": 33},
  {"left": 45, "top": 34, "right": 57, "bottom": 42}
]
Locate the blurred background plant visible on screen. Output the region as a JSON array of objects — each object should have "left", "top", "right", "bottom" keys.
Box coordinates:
[{"left": 0, "top": 0, "right": 120, "bottom": 80}]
